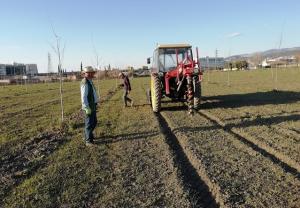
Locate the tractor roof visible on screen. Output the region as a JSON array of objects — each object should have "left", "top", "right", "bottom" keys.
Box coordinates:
[{"left": 157, "top": 43, "right": 192, "bottom": 49}]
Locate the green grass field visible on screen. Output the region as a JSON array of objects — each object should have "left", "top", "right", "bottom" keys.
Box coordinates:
[{"left": 1, "top": 68, "right": 300, "bottom": 207}]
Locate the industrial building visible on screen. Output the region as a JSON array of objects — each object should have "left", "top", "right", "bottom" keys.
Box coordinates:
[
  {"left": 0, "top": 63, "right": 38, "bottom": 76},
  {"left": 199, "top": 57, "right": 225, "bottom": 70}
]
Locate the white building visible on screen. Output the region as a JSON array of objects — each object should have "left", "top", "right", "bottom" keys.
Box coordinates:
[
  {"left": 262, "top": 56, "right": 296, "bottom": 68},
  {"left": 261, "top": 59, "right": 271, "bottom": 68}
]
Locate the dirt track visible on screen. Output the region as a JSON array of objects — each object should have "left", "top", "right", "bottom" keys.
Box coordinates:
[{"left": 159, "top": 101, "right": 300, "bottom": 207}]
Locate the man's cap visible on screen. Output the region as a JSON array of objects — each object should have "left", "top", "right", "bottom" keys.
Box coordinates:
[
  {"left": 118, "top": 72, "right": 124, "bottom": 77},
  {"left": 83, "top": 66, "right": 96, "bottom": 73}
]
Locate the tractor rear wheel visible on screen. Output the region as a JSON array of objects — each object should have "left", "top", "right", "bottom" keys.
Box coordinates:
[
  {"left": 151, "top": 74, "right": 161, "bottom": 112},
  {"left": 193, "top": 76, "right": 201, "bottom": 110}
]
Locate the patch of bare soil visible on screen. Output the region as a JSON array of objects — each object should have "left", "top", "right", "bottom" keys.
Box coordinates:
[
  {"left": 162, "top": 109, "right": 300, "bottom": 208},
  {"left": 91, "top": 133, "right": 192, "bottom": 208},
  {"left": 155, "top": 113, "right": 219, "bottom": 208},
  {"left": 202, "top": 92, "right": 300, "bottom": 165},
  {"left": 0, "top": 129, "right": 69, "bottom": 200},
  {"left": 198, "top": 110, "right": 300, "bottom": 176},
  {"left": 202, "top": 103, "right": 300, "bottom": 169}
]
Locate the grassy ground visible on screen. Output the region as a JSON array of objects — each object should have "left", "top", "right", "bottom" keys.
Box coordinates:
[
  {"left": 1, "top": 68, "right": 300, "bottom": 207},
  {"left": 0, "top": 80, "right": 115, "bottom": 148},
  {"left": 202, "top": 68, "right": 300, "bottom": 164},
  {"left": 2, "top": 78, "right": 191, "bottom": 207}
]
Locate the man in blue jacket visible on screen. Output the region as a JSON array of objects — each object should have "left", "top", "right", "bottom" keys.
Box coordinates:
[
  {"left": 81, "top": 66, "right": 99, "bottom": 146},
  {"left": 119, "top": 72, "right": 133, "bottom": 107}
]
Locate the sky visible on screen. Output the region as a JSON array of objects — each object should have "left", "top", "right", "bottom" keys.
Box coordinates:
[{"left": 1, "top": 0, "right": 300, "bottom": 72}]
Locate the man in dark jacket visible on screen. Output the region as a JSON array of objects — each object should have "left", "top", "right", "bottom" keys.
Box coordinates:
[
  {"left": 81, "top": 66, "right": 99, "bottom": 146},
  {"left": 119, "top": 72, "right": 133, "bottom": 107}
]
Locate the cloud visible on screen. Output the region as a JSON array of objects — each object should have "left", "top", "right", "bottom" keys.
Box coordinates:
[{"left": 226, "top": 32, "right": 242, "bottom": 38}]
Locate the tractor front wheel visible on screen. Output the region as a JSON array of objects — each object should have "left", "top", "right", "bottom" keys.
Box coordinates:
[{"left": 150, "top": 74, "right": 161, "bottom": 112}]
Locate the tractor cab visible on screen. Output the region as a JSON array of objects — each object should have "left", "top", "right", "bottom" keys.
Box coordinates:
[
  {"left": 150, "top": 44, "right": 193, "bottom": 73},
  {"left": 147, "top": 43, "right": 202, "bottom": 114}
]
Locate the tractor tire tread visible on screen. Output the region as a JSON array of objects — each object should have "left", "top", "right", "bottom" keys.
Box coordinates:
[{"left": 151, "top": 74, "right": 161, "bottom": 112}]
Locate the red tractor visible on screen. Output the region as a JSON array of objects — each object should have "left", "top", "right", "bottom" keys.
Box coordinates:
[{"left": 147, "top": 44, "right": 202, "bottom": 113}]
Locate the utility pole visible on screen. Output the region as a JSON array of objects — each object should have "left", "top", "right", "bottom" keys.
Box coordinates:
[
  {"left": 206, "top": 56, "right": 210, "bottom": 83},
  {"left": 48, "top": 52, "right": 52, "bottom": 75},
  {"left": 215, "top": 49, "right": 218, "bottom": 71},
  {"left": 274, "top": 22, "right": 284, "bottom": 91},
  {"left": 47, "top": 52, "right": 52, "bottom": 86},
  {"left": 227, "top": 49, "right": 231, "bottom": 86}
]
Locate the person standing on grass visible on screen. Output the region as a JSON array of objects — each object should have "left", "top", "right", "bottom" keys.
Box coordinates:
[
  {"left": 119, "top": 72, "right": 133, "bottom": 107},
  {"left": 81, "top": 66, "right": 99, "bottom": 146}
]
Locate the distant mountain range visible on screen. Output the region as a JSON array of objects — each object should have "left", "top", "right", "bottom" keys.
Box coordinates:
[{"left": 226, "top": 47, "right": 300, "bottom": 61}]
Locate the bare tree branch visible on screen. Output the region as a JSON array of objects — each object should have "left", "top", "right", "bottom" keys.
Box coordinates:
[{"left": 49, "top": 26, "right": 65, "bottom": 123}]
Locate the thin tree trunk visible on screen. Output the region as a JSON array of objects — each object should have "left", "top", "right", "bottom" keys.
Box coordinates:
[
  {"left": 59, "top": 69, "right": 64, "bottom": 122},
  {"left": 50, "top": 27, "right": 65, "bottom": 124},
  {"left": 97, "top": 70, "right": 100, "bottom": 98}
]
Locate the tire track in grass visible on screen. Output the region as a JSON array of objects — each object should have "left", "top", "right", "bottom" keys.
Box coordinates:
[
  {"left": 155, "top": 112, "right": 221, "bottom": 208},
  {"left": 197, "top": 110, "right": 300, "bottom": 178},
  {"left": 246, "top": 107, "right": 300, "bottom": 162},
  {"left": 162, "top": 105, "right": 300, "bottom": 207},
  {"left": 205, "top": 103, "right": 300, "bottom": 162},
  {"left": 193, "top": 100, "right": 300, "bottom": 176},
  {"left": 0, "top": 87, "right": 119, "bottom": 203}
]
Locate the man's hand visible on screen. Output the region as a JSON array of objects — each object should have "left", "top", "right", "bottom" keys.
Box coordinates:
[{"left": 84, "top": 107, "right": 92, "bottom": 116}]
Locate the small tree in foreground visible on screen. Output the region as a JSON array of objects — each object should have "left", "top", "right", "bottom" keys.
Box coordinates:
[{"left": 50, "top": 28, "right": 65, "bottom": 124}]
